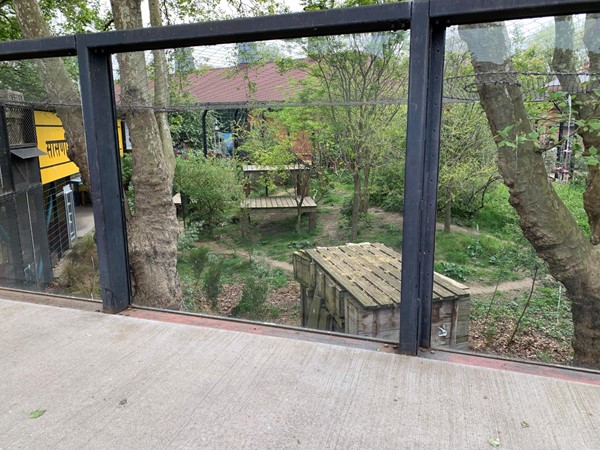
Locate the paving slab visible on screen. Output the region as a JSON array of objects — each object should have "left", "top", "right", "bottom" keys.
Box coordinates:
[{"left": 0, "top": 298, "right": 599, "bottom": 449}]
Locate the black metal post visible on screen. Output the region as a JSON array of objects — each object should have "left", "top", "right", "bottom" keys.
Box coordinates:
[
  {"left": 77, "top": 37, "right": 131, "bottom": 313},
  {"left": 419, "top": 25, "right": 446, "bottom": 348},
  {"left": 399, "top": 0, "right": 430, "bottom": 355}
]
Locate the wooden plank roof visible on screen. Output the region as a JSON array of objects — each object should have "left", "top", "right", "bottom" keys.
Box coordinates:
[{"left": 302, "top": 243, "right": 469, "bottom": 309}]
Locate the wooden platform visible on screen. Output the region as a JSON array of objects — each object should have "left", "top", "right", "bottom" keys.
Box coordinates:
[
  {"left": 241, "top": 195, "right": 317, "bottom": 210},
  {"left": 293, "top": 243, "right": 470, "bottom": 347},
  {"left": 240, "top": 195, "right": 317, "bottom": 232},
  {"left": 242, "top": 163, "right": 309, "bottom": 174}
]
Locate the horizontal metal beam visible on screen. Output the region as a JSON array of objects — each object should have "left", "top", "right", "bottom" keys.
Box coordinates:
[
  {"left": 431, "top": 0, "right": 600, "bottom": 25},
  {"left": 0, "top": 35, "right": 76, "bottom": 61},
  {"left": 83, "top": 4, "right": 410, "bottom": 53}
]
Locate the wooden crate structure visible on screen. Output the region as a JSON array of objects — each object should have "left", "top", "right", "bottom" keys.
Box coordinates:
[{"left": 293, "top": 243, "right": 470, "bottom": 349}]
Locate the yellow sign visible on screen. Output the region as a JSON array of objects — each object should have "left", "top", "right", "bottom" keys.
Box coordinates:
[{"left": 34, "top": 110, "right": 125, "bottom": 184}]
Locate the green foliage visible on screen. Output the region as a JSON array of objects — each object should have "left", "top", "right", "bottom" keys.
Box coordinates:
[
  {"left": 187, "top": 246, "right": 210, "bottom": 281},
  {"left": 238, "top": 109, "right": 297, "bottom": 165},
  {"left": 203, "top": 256, "right": 225, "bottom": 309},
  {"left": 175, "top": 155, "right": 243, "bottom": 233},
  {"left": 438, "top": 103, "right": 498, "bottom": 220},
  {"left": 370, "top": 159, "right": 405, "bottom": 211},
  {"left": 553, "top": 183, "right": 589, "bottom": 236},
  {"left": 231, "top": 272, "right": 271, "bottom": 319},
  {"left": 437, "top": 262, "right": 469, "bottom": 282},
  {"left": 121, "top": 153, "right": 133, "bottom": 187},
  {"left": 0, "top": 61, "right": 46, "bottom": 101},
  {"left": 168, "top": 110, "right": 210, "bottom": 152}
]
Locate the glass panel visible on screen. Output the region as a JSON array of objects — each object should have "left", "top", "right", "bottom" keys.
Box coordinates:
[
  {"left": 436, "top": 15, "right": 599, "bottom": 369},
  {"left": 0, "top": 56, "right": 99, "bottom": 300},
  {"left": 115, "top": 30, "right": 409, "bottom": 339}
]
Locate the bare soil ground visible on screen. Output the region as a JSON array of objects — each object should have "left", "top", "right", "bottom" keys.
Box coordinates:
[
  {"left": 192, "top": 282, "right": 301, "bottom": 327},
  {"left": 468, "top": 316, "right": 573, "bottom": 365}
]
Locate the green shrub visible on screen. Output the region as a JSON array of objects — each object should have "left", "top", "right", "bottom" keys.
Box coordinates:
[
  {"left": 188, "top": 246, "right": 210, "bottom": 284},
  {"left": 232, "top": 273, "right": 271, "bottom": 319},
  {"left": 203, "top": 256, "right": 225, "bottom": 309},
  {"left": 121, "top": 153, "right": 133, "bottom": 186},
  {"left": 437, "top": 262, "right": 469, "bottom": 282},
  {"left": 370, "top": 159, "right": 405, "bottom": 212},
  {"left": 177, "top": 224, "right": 201, "bottom": 251},
  {"left": 57, "top": 234, "right": 100, "bottom": 299},
  {"left": 175, "top": 155, "right": 243, "bottom": 233}
]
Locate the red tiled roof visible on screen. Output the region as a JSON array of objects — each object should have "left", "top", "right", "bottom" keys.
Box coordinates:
[
  {"left": 115, "top": 61, "right": 307, "bottom": 107},
  {"left": 185, "top": 62, "right": 307, "bottom": 104}
]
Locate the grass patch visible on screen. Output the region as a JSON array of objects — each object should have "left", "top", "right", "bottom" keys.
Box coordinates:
[
  {"left": 434, "top": 230, "right": 527, "bottom": 284},
  {"left": 55, "top": 234, "right": 101, "bottom": 299}
]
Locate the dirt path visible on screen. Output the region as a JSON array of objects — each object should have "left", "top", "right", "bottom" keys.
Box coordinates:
[
  {"left": 197, "top": 241, "right": 294, "bottom": 272},
  {"left": 369, "top": 207, "right": 481, "bottom": 236},
  {"left": 468, "top": 278, "right": 534, "bottom": 295}
]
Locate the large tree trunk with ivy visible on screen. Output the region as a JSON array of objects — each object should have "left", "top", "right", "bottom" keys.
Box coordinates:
[
  {"left": 459, "top": 16, "right": 600, "bottom": 368},
  {"left": 112, "top": 0, "right": 182, "bottom": 309},
  {"left": 12, "top": 0, "right": 90, "bottom": 188}
]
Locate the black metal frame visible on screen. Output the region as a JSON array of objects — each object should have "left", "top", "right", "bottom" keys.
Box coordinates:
[{"left": 1, "top": 0, "right": 599, "bottom": 351}]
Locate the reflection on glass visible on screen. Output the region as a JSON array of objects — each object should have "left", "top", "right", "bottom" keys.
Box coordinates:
[
  {"left": 112, "top": 31, "right": 409, "bottom": 338},
  {"left": 0, "top": 58, "right": 99, "bottom": 300},
  {"left": 437, "top": 15, "right": 600, "bottom": 369}
]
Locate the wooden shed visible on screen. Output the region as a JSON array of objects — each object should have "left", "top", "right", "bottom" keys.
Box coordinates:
[{"left": 293, "top": 243, "right": 470, "bottom": 349}]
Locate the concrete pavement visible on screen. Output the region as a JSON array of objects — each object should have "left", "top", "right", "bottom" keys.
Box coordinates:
[{"left": 0, "top": 298, "right": 599, "bottom": 449}]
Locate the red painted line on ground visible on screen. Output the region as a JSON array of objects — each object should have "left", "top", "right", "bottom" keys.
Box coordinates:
[
  {"left": 121, "top": 307, "right": 600, "bottom": 386},
  {"left": 121, "top": 308, "right": 397, "bottom": 353},
  {"left": 420, "top": 350, "right": 600, "bottom": 386}
]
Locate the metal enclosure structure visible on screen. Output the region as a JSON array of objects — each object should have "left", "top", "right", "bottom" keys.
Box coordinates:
[
  {"left": 0, "top": 102, "right": 52, "bottom": 289},
  {"left": 1, "top": 0, "right": 600, "bottom": 349}
]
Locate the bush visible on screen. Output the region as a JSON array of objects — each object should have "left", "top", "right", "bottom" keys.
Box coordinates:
[
  {"left": 438, "top": 262, "right": 469, "bottom": 282},
  {"left": 232, "top": 273, "right": 271, "bottom": 319},
  {"left": 188, "top": 246, "right": 210, "bottom": 284},
  {"left": 121, "top": 153, "right": 133, "bottom": 187},
  {"left": 175, "top": 155, "right": 243, "bottom": 233},
  {"left": 177, "top": 224, "right": 201, "bottom": 251},
  {"left": 57, "top": 234, "right": 101, "bottom": 299},
  {"left": 203, "top": 256, "right": 225, "bottom": 309},
  {"left": 370, "top": 159, "right": 405, "bottom": 212}
]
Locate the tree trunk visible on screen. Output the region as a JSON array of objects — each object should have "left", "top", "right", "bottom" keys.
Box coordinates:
[
  {"left": 360, "top": 165, "right": 370, "bottom": 214},
  {"left": 444, "top": 184, "right": 452, "bottom": 233},
  {"left": 112, "top": 0, "right": 182, "bottom": 309},
  {"left": 12, "top": 0, "right": 91, "bottom": 189},
  {"left": 149, "top": 0, "right": 176, "bottom": 178},
  {"left": 460, "top": 21, "right": 600, "bottom": 368},
  {"left": 351, "top": 169, "right": 361, "bottom": 241}
]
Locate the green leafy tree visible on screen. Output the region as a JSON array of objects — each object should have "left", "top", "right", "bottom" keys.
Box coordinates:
[
  {"left": 438, "top": 103, "right": 498, "bottom": 232},
  {"left": 289, "top": 2, "right": 408, "bottom": 239}
]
